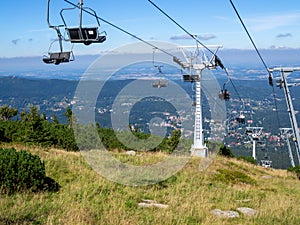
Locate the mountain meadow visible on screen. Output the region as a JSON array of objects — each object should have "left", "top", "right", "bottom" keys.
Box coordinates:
[{"left": 0, "top": 142, "right": 300, "bottom": 225}]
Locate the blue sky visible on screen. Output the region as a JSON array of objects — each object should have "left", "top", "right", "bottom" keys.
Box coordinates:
[{"left": 1, "top": 0, "right": 300, "bottom": 58}]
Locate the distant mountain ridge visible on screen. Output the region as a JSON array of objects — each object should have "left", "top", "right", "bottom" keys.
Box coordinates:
[{"left": 1, "top": 48, "right": 299, "bottom": 80}]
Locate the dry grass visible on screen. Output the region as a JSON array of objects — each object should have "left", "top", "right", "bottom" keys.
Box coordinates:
[{"left": 0, "top": 143, "right": 300, "bottom": 224}]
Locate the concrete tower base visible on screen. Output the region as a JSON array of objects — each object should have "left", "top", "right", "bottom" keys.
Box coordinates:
[{"left": 191, "top": 146, "right": 208, "bottom": 157}]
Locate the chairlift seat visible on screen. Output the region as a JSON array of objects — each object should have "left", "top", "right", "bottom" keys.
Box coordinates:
[
  {"left": 276, "top": 79, "right": 283, "bottom": 88},
  {"left": 152, "top": 79, "right": 168, "bottom": 88},
  {"left": 245, "top": 129, "right": 253, "bottom": 134},
  {"left": 261, "top": 160, "right": 272, "bottom": 168},
  {"left": 219, "top": 90, "right": 230, "bottom": 101},
  {"left": 43, "top": 52, "right": 72, "bottom": 65},
  {"left": 67, "top": 27, "right": 106, "bottom": 45},
  {"left": 182, "top": 75, "right": 200, "bottom": 82},
  {"left": 236, "top": 114, "right": 245, "bottom": 124}
]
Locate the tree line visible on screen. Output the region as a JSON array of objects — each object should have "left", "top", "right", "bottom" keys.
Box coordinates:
[{"left": 0, "top": 105, "right": 183, "bottom": 153}]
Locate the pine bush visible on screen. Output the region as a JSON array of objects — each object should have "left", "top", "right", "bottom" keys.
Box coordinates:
[{"left": 0, "top": 148, "right": 47, "bottom": 194}]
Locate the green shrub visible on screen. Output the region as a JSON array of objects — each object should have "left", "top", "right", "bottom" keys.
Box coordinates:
[
  {"left": 288, "top": 166, "right": 300, "bottom": 179},
  {"left": 214, "top": 169, "right": 257, "bottom": 185},
  {"left": 218, "top": 145, "right": 234, "bottom": 158},
  {"left": 0, "top": 148, "right": 56, "bottom": 194},
  {"left": 237, "top": 156, "right": 257, "bottom": 165}
]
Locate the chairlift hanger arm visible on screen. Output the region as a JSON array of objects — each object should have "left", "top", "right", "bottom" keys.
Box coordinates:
[
  {"left": 44, "top": 0, "right": 78, "bottom": 65},
  {"left": 47, "top": 0, "right": 53, "bottom": 28},
  {"left": 152, "top": 48, "right": 164, "bottom": 72},
  {"left": 222, "top": 76, "right": 231, "bottom": 90},
  {"left": 210, "top": 46, "right": 222, "bottom": 66},
  {"left": 47, "top": 33, "right": 64, "bottom": 53},
  {"left": 60, "top": 3, "right": 101, "bottom": 28},
  {"left": 60, "top": 6, "right": 78, "bottom": 27},
  {"left": 47, "top": 0, "right": 65, "bottom": 29},
  {"left": 46, "top": 0, "right": 70, "bottom": 53},
  {"left": 78, "top": 0, "right": 83, "bottom": 27}
]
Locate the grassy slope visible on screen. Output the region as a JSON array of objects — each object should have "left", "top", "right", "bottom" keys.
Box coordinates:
[{"left": 0, "top": 144, "right": 300, "bottom": 225}]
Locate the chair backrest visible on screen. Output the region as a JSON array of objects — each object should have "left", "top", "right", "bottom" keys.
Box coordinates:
[
  {"left": 68, "top": 28, "right": 81, "bottom": 40},
  {"left": 84, "top": 28, "right": 98, "bottom": 39},
  {"left": 68, "top": 27, "right": 99, "bottom": 41},
  {"left": 50, "top": 52, "right": 71, "bottom": 60},
  {"left": 152, "top": 80, "right": 168, "bottom": 88},
  {"left": 49, "top": 53, "right": 60, "bottom": 60}
]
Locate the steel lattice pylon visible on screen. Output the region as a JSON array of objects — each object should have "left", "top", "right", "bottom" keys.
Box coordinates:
[
  {"left": 174, "top": 45, "right": 222, "bottom": 157},
  {"left": 270, "top": 67, "right": 300, "bottom": 165}
]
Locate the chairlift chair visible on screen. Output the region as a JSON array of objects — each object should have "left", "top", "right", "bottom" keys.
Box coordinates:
[
  {"left": 43, "top": 51, "right": 74, "bottom": 65},
  {"left": 236, "top": 114, "right": 245, "bottom": 124},
  {"left": 60, "top": 0, "right": 107, "bottom": 45},
  {"left": 43, "top": 28, "right": 75, "bottom": 65},
  {"left": 151, "top": 53, "right": 168, "bottom": 88},
  {"left": 44, "top": 0, "right": 75, "bottom": 65},
  {"left": 182, "top": 74, "right": 200, "bottom": 82},
  {"left": 257, "top": 140, "right": 265, "bottom": 145},
  {"left": 152, "top": 79, "right": 168, "bottom": 88},
  {"left": 219, "top": 78, "right": 231, "bottom": 101},
  {"left": 66, "top": 27, "right": 106, "bottom": 45},
  {"left": 219, "top": 89, "right": 230, "bottom": 101},
  {"left": 276, "top": 78, "right": 283, "bottom": 88},
  {"left": 260, "top": 159, "right": 272, "bottom": 168},
  {"left": 245, "top": 129, "right": 253, "bottom": 135}
]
